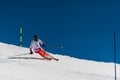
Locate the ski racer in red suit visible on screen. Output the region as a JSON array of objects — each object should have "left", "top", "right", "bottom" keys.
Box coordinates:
[{"left": 30, "top": 35, "right": 59, "bottom": 61}]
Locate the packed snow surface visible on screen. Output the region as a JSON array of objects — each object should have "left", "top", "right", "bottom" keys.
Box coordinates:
[{"left": 0, "top": 42, "right": 119, "bottom": 80}]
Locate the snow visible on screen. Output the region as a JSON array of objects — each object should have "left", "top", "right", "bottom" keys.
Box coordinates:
[{"left": 0, "top": 42, "right": 119, "bottom": 80}]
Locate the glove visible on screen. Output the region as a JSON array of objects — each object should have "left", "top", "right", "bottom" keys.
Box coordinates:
[
  {"left": 30, "top": 48, "right": 33, "bottom": 54},
  {"left": 42, "top": 44, "right": 45, "bottom": 47},
  {"left": 30, "top": 51, "right": 33, "bottom": 54}
]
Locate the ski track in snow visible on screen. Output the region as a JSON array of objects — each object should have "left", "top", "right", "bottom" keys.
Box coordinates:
[{"left": 0, "top": 42, "right": 119, "bottom": 80}]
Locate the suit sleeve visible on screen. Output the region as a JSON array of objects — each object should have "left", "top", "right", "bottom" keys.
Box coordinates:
[
  {"left": 39, "top": 39, "right": 44, "bottom": 45},
  {"left": 30, "top": 41, "right": 33, "bottom": 49}
]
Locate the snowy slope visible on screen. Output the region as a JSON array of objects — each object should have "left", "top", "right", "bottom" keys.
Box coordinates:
[{"left": 0, "top": 42, "right": 119, "bottom": 80}]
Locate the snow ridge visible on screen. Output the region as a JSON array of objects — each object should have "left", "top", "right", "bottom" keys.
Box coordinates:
[{"left": 0, "top": 42, "right": 119, "bottom": 80}]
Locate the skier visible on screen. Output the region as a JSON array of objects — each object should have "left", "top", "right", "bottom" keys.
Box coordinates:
[{"left": 30, "top": 35, "right": 59, "bottom": 61}]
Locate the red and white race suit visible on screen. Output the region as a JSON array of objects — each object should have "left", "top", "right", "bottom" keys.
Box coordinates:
[{"left": 30, "top": 39, "right": 50, "bottom": 57}]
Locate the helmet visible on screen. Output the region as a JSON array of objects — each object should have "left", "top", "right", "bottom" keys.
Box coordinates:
[{"left": 34, "top": 35, "right": 38, "bottom": 38}]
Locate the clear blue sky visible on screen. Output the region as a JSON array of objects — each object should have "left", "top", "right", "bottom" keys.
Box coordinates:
[{"left": 0, "top": 0, "right": 120, "bottom": 63}]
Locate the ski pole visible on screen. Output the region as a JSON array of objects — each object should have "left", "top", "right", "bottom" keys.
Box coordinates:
[
  {"left": 46, "top": 46, "right": 63, "bottom": 49},
  {"left": 11, "top": 53, "right": 29, "bottom": 56}
]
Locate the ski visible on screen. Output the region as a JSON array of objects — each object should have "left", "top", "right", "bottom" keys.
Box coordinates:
[
  {"left": 8, "top": 56, "right": 59, "bottom": 61},
  {"left": 8, "top": 57, "right": 47, "bottom": 60}
]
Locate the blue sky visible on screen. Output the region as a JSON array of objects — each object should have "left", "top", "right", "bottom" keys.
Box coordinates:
[{"left": 0, "top": 0, "right": 120, "bottom": 63}]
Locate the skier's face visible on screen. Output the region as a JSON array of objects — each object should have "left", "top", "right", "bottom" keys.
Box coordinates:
[{"left": 34, "top": 37, "right": 38, "bottom": 41}]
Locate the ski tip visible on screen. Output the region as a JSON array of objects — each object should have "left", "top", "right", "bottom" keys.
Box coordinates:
[
  {"left": 45, "top": 58, "right": 59, "bottom": 61},
  {"left": 54, "top": 58, "right": 59, "bottom": 61}
]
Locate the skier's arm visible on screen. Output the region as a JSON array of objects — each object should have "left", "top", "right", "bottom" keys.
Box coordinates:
[
  {"left": 30, "top": 41, "right": 33, "bottom": 49},
  {"left": 29, "top": 41, "right": 34, "bottom": 54},
  {"left": 39, "top": 39, "right": 45, "bottom": 47}
]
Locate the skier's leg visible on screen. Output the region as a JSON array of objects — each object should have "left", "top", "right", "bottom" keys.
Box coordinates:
[
  {"left": 36, "top": 48, "right": 52, "bottom": 60},
  {"left": 43, "top": 52, "right": 59, "bottom": 61},
  {"left": 37, "top": 48, "right": 59, "bottom": 61}
]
